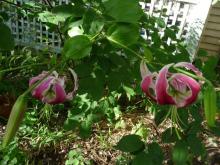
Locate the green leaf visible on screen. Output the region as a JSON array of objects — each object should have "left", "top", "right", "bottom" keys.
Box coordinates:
[
  {"left": 197, "top": 49, "right": 208, "bottom": 57},
  {"left": 78, "top": 71, "right": 105, "bottom": 100},
  {"left": 164, "top": 28, "right": 177, "bottom": 40},
  {"left": 172, "top": 141, "right": 188, "bottom": 165},
  {"left": 62, "top": 35, "right": 92, "bottom": 60},
  {"left": 67, "top": 20, "right": 84, "bottom": 37},
  {"left": 208, "top": 125, "right": 220, "bottom": 137},
  {"left": 187, "top": 135, "right": 206, "bottom": 157},
  {"left": 0, "top": 23, "right": 14, "bottom": 50},
  {"left": 154, "top": 108, "right": 168, "bottom": 126},
  {"left": 161, "top": 127, "right": 179, "bottom": 143},
  {"left": 202, "top": 56, "right": 219, "bottom": 80},
  {"left": 132, "top": 152, "right": 154, "bottom": 165},
  {"left": 63, "top": 118, "right": 80, "bottom": 131},
  {"left": 0, "top": 12, "right": 9, "bottom": 21},
  {"left": 148, "top": 142, "right": 164, "bottom": 165},
  {"left": 104, "top": 0, "right": 143, "bottom": 23},
  {"left": 52, "top": 4, "right": 85, "bottom": 18},
  {"left": 116, "top": 134, "right": 145, "bottom": 153},
  {"left": 156, "top": 18, "right": 165, "bottom": 28},
  {"left": 89, "top": 20, "right": 104, "bottom": 36},
  {"left": 123, "top": 85, "right": 136, "bottom": 100},
  {"left": 107, "top": 23, "right": 139, "bottom": 46},
  {"left": 203, "top": 84, "right": 217, "bottom": 127},
  {"left": 143, "top": 47, "right": 153, "bottom": 62},
  {"left": 38, "top": 11, "right": 61, "bottom": 25},
  {"left": 79, "top": 120, "right": 92, "bottom": 138},
  {"left": 107, "top": 67, "right": 132, "bottom": 91}
]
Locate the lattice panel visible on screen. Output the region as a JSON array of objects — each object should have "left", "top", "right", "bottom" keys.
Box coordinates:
[
  {"left": 2, "top": 0, "right": 197, "bottom": 52},
  {"left": 140, "top": 0, "right": 196, "bottom": 42}
]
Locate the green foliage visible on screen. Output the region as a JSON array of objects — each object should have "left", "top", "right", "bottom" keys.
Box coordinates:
[
  {"left": 187, "top": 135, "right": 206, "bottom": 157},
  {"left": 161, "top": 127, "right": 179, "bottom": 143},
  {"left": 103, "top": 0, "right": 143, "bottom": 23},
  {"left": 52, "top": 4, "right": 85, "bottom": 18},
  {"left": 0, "top": 23, "right": 14, "bottom": 50},
  {"left": 116, "top": 134, "right": 145, "bottom": 153},
  {"left": 65, "top": 149, "right": 91, "bottom": 165},
  {"left": 147, "top": 142, "right": 164, "bottom": 165},
  {"left": 62, "top": 35, "right": 92, "bottom": 60},
  {"left": 203, "top": 83, "right": 217, "bottom": 127},
  {"left": 0, "top": 139, "right": 26, "bottom": 165},
  {"left": 1, "top": 0, "right": 220, "bottom": 164},
  {"left": 172, "top": 140, "right": 189, "bottom": 165},
  {"left": 195, "top": 49, "right": 219, "bottom": 80},
  {"left": 107, "top": 23, "right": 139, "bottom": 46},
  {"left": 132, "top": 152, "right": 153, "bottom": 165}
]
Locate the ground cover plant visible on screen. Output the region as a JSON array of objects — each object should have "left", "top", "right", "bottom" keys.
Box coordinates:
[{"left": 0, "top": 0, "right": 220, "bottom": 164}]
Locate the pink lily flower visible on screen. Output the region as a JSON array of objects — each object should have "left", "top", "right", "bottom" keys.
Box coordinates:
[
  {"left": 140, "top": 62, "right": 202, "bottom": 108},
  {"left": 29, "top": 69, "right": 78, "bottom": 104}
]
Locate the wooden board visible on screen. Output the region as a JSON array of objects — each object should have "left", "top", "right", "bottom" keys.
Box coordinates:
[
  {"left": 206, "top": 22, "right": 220, "bottom": 31},
  {"left": 201, "top": 36, "right": 220, "bottom": 45},
  {"left": 210, "top": 8, "right": 220, "bottom": 16},
  {"left": 200, "top": 43, "right": 220, "bottom": 51},
  {"left": 204, "top": 29, "right": 220, "bottom": 38},
  {"left": 213, "top": 2, "right": 220, "bottom": 8},
  {"left": 208, "top": 15, "right": 220, "bottom": 23}
]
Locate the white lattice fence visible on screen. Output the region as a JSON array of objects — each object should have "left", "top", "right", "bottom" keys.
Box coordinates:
[
  {"left": 140, "top": 0, "right": 197, "bottom": 41},
  {"left": 1, "top": 0, "right": 198, "bottom": 52}
]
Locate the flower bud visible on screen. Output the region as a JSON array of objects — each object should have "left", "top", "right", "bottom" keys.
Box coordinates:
[{"left": 2, "top": 94, "right": 27, "bottom": 147}]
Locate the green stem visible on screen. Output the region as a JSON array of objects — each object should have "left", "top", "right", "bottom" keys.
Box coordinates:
[
  {"left": 174, "top": 67, "right": 212, "bottom": 86},
  {"left": 106, "top": 36, "right": 163, "bottom": 67},
  {"left": 106, "top": 36, "right": 144, "bottom": 60},
  {"left": 90, "top": 31, "right": 102, "bottom": 41},
  {"left": 174, "top": 127, "right": 181, "bottom": 140},
  {"left": 0, "top": 63, "right": 48, "bottom": 74},
  {"left": 170, "top": 106, "right": 181, "bottom": 140}
]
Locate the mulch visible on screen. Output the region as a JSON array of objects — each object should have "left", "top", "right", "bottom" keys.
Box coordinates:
[{"left": 1, "top": 111, "right": 220, "bottom": 164}]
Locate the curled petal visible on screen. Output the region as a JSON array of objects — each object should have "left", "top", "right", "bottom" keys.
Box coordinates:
[
  {"left": 31, "top": 77, "right": 54, "bottom": 100},
  {"left": 140, "top": 60, "right": 150, "bottom": 79},
  {"left": 29, "top": 71, "right": 49, "bottom": 86},
  {"left": 141, "top": 74, "right": 157, "bottom": 101},
  {"left": 174, "top": 62, "right": 202, "bottom": 77},
  {"left": 170, "top": 73, "right": 200, "bottom": 107},
  {"left": 155, "top": 64, "right": 175, "bottom": 105},
  {"left": 66, "top": 68, "right": 79, "bottom": 100},
  {"left": 43, "top": 78, "right": 67, "bottom": 104}
]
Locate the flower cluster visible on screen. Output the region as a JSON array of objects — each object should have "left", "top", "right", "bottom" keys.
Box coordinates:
[{"left": 140, "top": 62, "right": 202, "bottom": 108}]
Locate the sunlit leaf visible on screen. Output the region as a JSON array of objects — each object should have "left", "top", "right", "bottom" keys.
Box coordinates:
[
  {"left": 107, "top": 23, "right": 139, "bottom": 46},
  {"left": 62, "top": 35, "right": 92, "bottom": 60},
  {"left": 104, "top": 0, "right": 143, "bottom": 23}
]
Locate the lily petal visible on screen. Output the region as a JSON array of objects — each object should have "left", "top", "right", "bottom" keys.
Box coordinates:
[
  {"left": 174, "top": 62, "right": 202, "bottom": 77},
  {"left": 141, "top": 73, "right": 157, "bottom": 101},
  {"left": 170, "top": 73, "right": 200, "bottom": 107},
  {"left": 31, "top": 77, "right": 54, "bottom": 100},
  {"left": 155, "top": 64, "right": 175, "bottom": 105},
  {"left": 43, "top": 78, "right": 67, "bottom": 104},
  {"left": 66, "top": 68, "right": 79, "bottom": 100}
]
